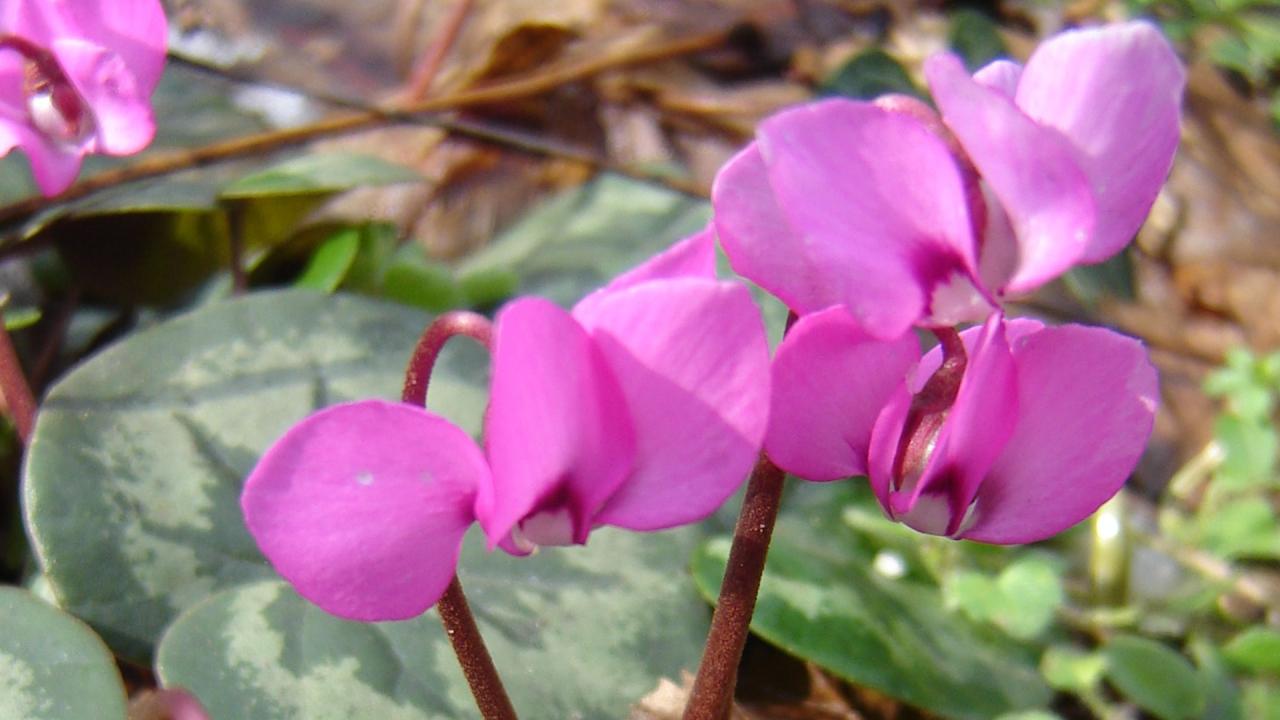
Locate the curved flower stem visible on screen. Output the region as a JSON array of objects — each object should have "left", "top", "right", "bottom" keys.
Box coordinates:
[
  {"left": 683, "top": 455, "right": 787, "bottom": 720},
  {"left": 401, "top": 311, "right": 515, "bottom": 720},
  {"left": 0, "top": 313, "right": 36, "bottom": 444}
]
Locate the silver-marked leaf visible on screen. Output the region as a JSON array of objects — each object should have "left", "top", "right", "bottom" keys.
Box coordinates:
[
  {"left": 23, "top": 289, "right": 488, "bottom": 661},
  {"left": 690, "top": 481, "right": 1051, "bottom": 720},
  {"left": 457, "top": 173, "right": 711, "bottom": 307},
  {"left": 0, "top": 587, "right": 127, "bottom": 720},
  {"left": 158, "top": 524, "right": 708, "bottom": 720}
]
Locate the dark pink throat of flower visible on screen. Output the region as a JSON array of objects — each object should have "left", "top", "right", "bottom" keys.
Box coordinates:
[
  {"left": 874, "top": 94, "right": 987, "bottom": 247},
  {"left": 890, "top": 327, "right": 967, "bottom": 492},
  {"left": 0, "top": 33, "right": 91, "bottom": 142}
]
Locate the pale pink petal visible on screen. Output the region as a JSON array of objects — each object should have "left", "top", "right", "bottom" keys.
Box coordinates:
[
  {"left": 18, "top": 129, "right": 84, "bottom": 195},
  {"left": 1015, "top": 22, "right": 1184, "bottom": 262},
  {"left": 33, "top": 0, "right": 168, "bottom": 91},
  {"left": 479, "top": 298, "right": 635, "bottom": 547},
  {"left": 961, "top": 325, "right": 1158, "bottom": 543},
  {"left": 241, "top": 400, "right": 483, "bottom": 621},
  {"left": 573, "top": 227, "right": 716, "bottom": 323},
  {"left": 753, "top": 99, "right": 979, "bottom": 337},
  {"left": 925, "top": 53, "right": 1095, "bottom": 295},
  {"left": 973, "top": 59, "right": 1022, "bottom": 98},
  {"left": 580, "top": 278, "right": 770, "bottom": 529},
  {"left": 767, "top": 307, "right": 918, "bottom": 481},
  {"left": 712, "top": 143, "right": 839, "bottom": 317},
  {"left": 893, "top": 315, "right": 1019, "bottom": 536},
  {"left": 51, "top": 38, "right": 156, "bottom": 155}
]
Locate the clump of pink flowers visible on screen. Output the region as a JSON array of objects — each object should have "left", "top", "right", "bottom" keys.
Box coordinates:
[
  {"left": 238, "top": 18, "right": 1185, "bottom": 719},
  {"left": 0, "top": 0, "right": 167, "bottom": 195},
  {"left": 242, "top": 231, "right": 772, "bottom": 621}
]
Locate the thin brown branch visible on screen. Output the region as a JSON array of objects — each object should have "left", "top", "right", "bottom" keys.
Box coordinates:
[
  {"left": 401, "top": 0, "right": 475, "bottom": 102},
  {"left": 0, "top": 28, "right": 726, "bottom": 237}
]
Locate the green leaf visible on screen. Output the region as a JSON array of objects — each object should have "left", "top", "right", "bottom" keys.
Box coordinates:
[
  {"left": 0, "top": 587, "right": 127, "bottom": 720},
  {"left": 1103, "top": 635, "right": 1205, "bottom": 720},
  {"left": 994, "top": 556, "right": 1065, "bottom": 640},
  {"left": 690, "top": 482, "right": 1051, "bottom": 720},
  {"left": 819, "top": 49, "right": 923, "bottom": 100},
  {"left": 2, "top": 306, "right": 41, "bottom": 330},
  {"left": 1190, "top": 637, "right": 1245, "bottom": 720},
  {"left": 1040, "top": 645, "right": 1105, "bottom": 694},
  {"left": 1198, "top": 497, "right": 1280, "bottom": 560},
  {"left": 949, "top": 9, "right": 1008, "bottom": 70},
  {"left": 295, "top": 228, "right": 361, "bottom": 292},
  {"left": 1223, "top": 628, "right": 1280, "bottom": 675},
  {"left": 220, "top": 154, "right": 422, "bottom": 199},
  {"left": 1062, "top": 251, "right": 1136, "bottom": 305},
  {"left": 1244, "top": 680, "right": 1280, "bottom": 720},
  {"left": 1213, "top": 415, "right": 1278, "bottom": 487},
  {"left": 158, "top": 522, "right": 708, "bottom": 719},
  {"left": 458, "top": 173, "right": 710, "bottom": 307},
  {"left": 381, "top": 261, "right": 462, "bottom": 312},
  {"left": 22, "top": 290, "right": 488, "bottom": 661},
  {"left": 993, "top": 712, "right": 1062, "bottom": 720}
]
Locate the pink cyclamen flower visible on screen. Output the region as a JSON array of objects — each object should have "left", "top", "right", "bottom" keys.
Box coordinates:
[
  {"left": 242, "top": 230, "right": 772, "bottom": 620},
  {"left": 714, "top": 21, "right": 1184, "bottom": 339},
  {"left": 0, "top": 0, "right": 167, "bottom": 195},
  {"left": 767, "top": 310, "right": 1157, "bottom": 543}
]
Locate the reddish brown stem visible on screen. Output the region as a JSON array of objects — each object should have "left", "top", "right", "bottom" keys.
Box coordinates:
[
  {"left": 683, "top": 455, "right": 787, "bottom": 720},
  {"left": 0, "top": 313, "right": 36, "bottom": 444},
  {"left": 401, "top": 0, "right": 475, "bottom": 102},
  {"left": 401, "top": 311, "right": 513, "bottom": 720}
]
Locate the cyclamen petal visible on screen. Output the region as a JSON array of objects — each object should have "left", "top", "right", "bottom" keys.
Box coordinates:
[
  {"left": 716, "top": 21, "right": 1182, "bottom": 331},
  {"left": 241, "top": 400, "right": 485, "bottom": 622},
  {"left": 766, "top": 307, "right": 918, "bottom": 481},
  {"left": 0, "top": 0, "right": 166, "bottom": 195},
  {"left": 480, "top": 297, "right": 636, "bottom": 550},
  {"left": 1014, "top": 21, "right": 1185, "bottom": 261},
  {"left": 581, "top": 277, "right": 771, "bottom": 530},
  {"left": 776, "top": 315, "right": 1156, "bottom": 544}
]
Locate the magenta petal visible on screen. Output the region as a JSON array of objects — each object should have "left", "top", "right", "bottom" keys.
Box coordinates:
[
  {"left": 581, "top": 278, "right": 770, "bottom": 529},
  {"left": 480, "top": 298, "right": 636, "bottom": 547},
  {"left": 974, "top": 59, "right": 1022, "bottom": 98},
  {"left": 960, "top": 325, "right": 1158, "bottom": 544},
  {"left": 34, "top": 0, "right": 168, "bottom": 91},
  {"left": 18, "top": 130, "right": 84, "bottom": 196},
  {"left": 925, "top": 53, "right": 1095, "bottom": 295},
  {"left": 754, "top": 99, "right": 978, "bottom": 337},
  {"left": 573, "top": 227, "right": 716, "bottom": 323},
  {"left": 712, "top": 143, "right": 839, "bottom": 317},
  {"left": 768, "top": 307, "right": 918, "bottom": 481},
  {"left": 51, "top": 39, "right": 156, "bottom": 155},
  {"left": 241, "top": 400, "right": 483, "bottom": 621},
  {"left": 1015, "top": 22, "right": 1184, "bottom": 261}
]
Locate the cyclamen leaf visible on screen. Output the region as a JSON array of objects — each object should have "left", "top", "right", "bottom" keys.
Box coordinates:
[{"left": 0, "top": 587, "right": 127, "bottom": 720}]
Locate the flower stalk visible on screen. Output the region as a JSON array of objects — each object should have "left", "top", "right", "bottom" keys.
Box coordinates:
[
  {"left": 0, "top": 313, "right": 36, "bottom": 444},
  {"left": 401, "top": 311, "right": 516, "bottom": 720},
  {"left": 683, "top": 454, "right": 787, "bottom": 720}
]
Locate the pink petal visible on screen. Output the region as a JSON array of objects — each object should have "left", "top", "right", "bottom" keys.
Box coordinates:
[
  {"left": 925, "top": 53, "right": 1095, "bottom": 296},
  {"left": 767, "top": 307, "right": 918, "bottom": 481},
  {"left": 712, "top": 143, "right": 839, "bottom": 317},
  {"left": 18, "top": 129, "right": 85, "bottom": 196},
  {"left": 960, "top": 324, "right": 1158, "bottom": 544},
  {"left": 752, "top": 99, "right": 980, "bottom": 337},
  {"left": 573, "top": 227, "right": 716, "bottom": 323},
  {"left": 241, "top": 400, "right": 483, "bottom": 621},
  {"left": 973, "top": 59, "right": 1022, "bottom": 98},
  {"left": 1015, "top": 22, "right": 1184, "bottom": 262},
  {"left": 33, "top": 0, "right": 168, "bottom": 92},
  {"left": 51, "top": 38, "right": 156, "bottom": 155},
  {"left": 578, "top": 277, "right": 771, "bottom": 530},
  {"left": 894, "top": 315, "right": 1020, "bottom": 536},
  {"left": 479, "top": 298, "right": 636, "bottom": 548}
]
